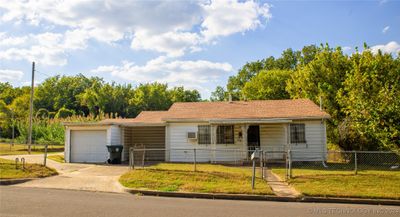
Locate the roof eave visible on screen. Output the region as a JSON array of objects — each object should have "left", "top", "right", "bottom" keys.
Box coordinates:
[
  {"left": 63, "top": 122, "right": 118, "bottom": 127},
  {"left": 163, "top": 115, "right": 330, "bottom": 123},
  {"left": 120, "top": 122, "right": 166, "bottom": 127}
]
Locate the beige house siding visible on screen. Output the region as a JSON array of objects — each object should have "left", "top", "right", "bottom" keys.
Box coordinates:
[
  {"left": 260, "top": 124, "right": 287, "bottom": 159},
  {"left": 289, "top": 120, "right": 327, "bottom": 161},
  {"left": 71, "top": 120, "right": 327, "bottom": 163},
  {"left": 167, "top": 123, "right": 211, "bottom": 162}
]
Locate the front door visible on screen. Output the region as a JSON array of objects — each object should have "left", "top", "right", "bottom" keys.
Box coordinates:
[{"left": 247, "top": 125, "right": 260, "bottom": 153}]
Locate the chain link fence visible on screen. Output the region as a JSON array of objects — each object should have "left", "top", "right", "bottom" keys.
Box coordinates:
[
  {"left": 128, "top": 148, "right": 259, "bottom": 167},
  {"left": 127, "top": 147, "right": 400, "bottom": 181},
  {"left": 286, "top": 150, "right": 400, "bottom": 179}
]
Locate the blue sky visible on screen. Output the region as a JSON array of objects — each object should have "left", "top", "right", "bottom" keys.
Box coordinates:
[{"left": 0, "top": 0, "right": 399, "bottom": 99}]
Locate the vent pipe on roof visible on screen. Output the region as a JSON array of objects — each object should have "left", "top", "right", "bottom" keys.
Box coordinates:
[{"left": 228, "top": 93, "right": 232, "bottom": 103}]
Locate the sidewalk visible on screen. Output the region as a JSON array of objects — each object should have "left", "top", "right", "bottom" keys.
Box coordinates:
[{"left": 265, "top": 169, "right": 301, "bottom": 197}]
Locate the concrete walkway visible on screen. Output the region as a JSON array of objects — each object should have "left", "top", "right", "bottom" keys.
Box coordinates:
[
  {"left": 265, "top": 170, "right": 300, "bottom": 197},
  {"left": 1, "top": 153, "right": 129, "bottom": 193}
]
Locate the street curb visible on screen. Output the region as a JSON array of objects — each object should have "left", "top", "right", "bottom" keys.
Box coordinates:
[
  {"left": 0, "top": 178, "right": 37, "bottom": 185},
  {"left": 300, "top": 196, "right": 400, "bottom": 206},
  {"left": 125, "top": 189, "right": 297, "bottom": 202},
  {"left": 124, "top": 189, "right": 400, "bottom": 206}
]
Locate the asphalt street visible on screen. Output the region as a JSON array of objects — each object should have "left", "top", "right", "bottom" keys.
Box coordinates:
[{"left": 0, "top": 186, "right": 398, "bottom": 217}]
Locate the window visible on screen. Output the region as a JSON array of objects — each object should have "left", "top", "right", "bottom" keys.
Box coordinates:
[
  {"left": 290, "top": 124, "right": 306, "bottom": 143},
  {"left": 198, "top": 125, "right": 211, "bottom": 144},
  {"left": 217, "top": 125, "right": 234, "bottom": 144}
]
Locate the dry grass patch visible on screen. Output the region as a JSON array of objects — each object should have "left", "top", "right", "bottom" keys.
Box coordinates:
[
  {"left": 0, "top": 143, "right": 64, "bottom": 156},
  {"left": 120, "top": 163, "right": 272, "bottom": 195},
  {"left": 273, "top": 168, "right": 400, "bottom": 199},
  {"left": 47, "top": 155, "right": 65, "bottom": 163},
  {"left": 0, "top": 158, "right": 58, "bottom": 179}
]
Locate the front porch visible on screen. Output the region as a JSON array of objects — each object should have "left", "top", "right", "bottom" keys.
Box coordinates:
[{"left": 121, "top": 120, "right": 326, "bottom": 163}]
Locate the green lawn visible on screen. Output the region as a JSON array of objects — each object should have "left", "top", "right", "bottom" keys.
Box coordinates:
[
  {"left": 0, "top": 143, "right": 64, "bottom": 156},
  {"left": 47, "top": 155, "right": 65, "bottom": 163},
  {"left": 120, "top": 163, "right": 273, "bottom": 195},
  {"left": 0, "top": 158, "right": 58, "bottom": 179},
  {"left": 272, "top": 168, "right": 400, "bottom": 200}
]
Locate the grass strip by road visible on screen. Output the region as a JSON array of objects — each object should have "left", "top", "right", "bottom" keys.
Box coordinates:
[
  {"left": 120, "top": 163, "right": 273, "bottom": 195},
  {"left": 47, "top": 155, "right": 65, "bottom": 163},
  {"left": 0, "top": 158, "right": 58, "bottom": 179},
  {"left": 0, "top": 143, "right": 64, "bottom": 156},
  {"left": 272, "top": 168, "right": 400, "bottom": 200}
]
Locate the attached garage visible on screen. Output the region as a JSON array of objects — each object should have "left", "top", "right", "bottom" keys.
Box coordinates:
[
  {"left": 70, "top": 130, "right": 107, "bottom": 163},
  {"left": 64, "top": 124, "right": 122, "bottom": 163}
]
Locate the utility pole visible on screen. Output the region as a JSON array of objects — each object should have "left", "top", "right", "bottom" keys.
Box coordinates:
[{"left": 28, "top": 62, "right": 35, "bottom": 154}]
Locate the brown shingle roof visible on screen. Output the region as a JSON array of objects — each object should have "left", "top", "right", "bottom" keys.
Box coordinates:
[
  {"left": 162, "top": 99, "right": 330, "bottom": 121},
  {"left": 130, "top": 111, "right": 169, "bottom": 123},
  {"left": 99, "top": 99, "right": 330, "bottom": 125},
  {"left": 100, "top": 111, "right": 168, "bottom": 124}
]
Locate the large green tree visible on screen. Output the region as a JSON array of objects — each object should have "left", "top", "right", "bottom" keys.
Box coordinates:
[
  {"left": 221, "top": 45, "right": 321, "bottom": 100},
  {"left": 34, "top": 74, "right": 100, "bottom": 114},
  {"left": 286, "top": 46, "right": 351, "bottom": 148},
  {"left": 338, "top": 50, "right": 400, "bottom": 151},
  {"left": 78, "top": 81, "right": 134, "bottom": 117},
  {"left": 242, "top": 69, "right": 291, "bottom": 100},
  {"left": 169, "top": 86, "right": 201, "bottom": 103},
  {"left": 130, "top": 83, "right": 172, "bottom": 115},
  {"left": 210, "top": 86, "right": 227, "bottom": 101}
]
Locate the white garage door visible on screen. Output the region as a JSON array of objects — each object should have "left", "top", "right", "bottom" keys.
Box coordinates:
[{"left": 70, "top": 130, "right": 108, "bottom": 163}]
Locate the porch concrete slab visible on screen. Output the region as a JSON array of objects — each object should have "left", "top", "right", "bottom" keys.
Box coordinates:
[
  {"left": 1, "top": 153, "right": 129, "bottom": 193},
  {"left": 265, "top": 170, "right": 301, "bottom": 198}
]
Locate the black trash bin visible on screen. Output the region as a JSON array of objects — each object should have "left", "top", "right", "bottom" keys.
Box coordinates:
[{"left": 106, "top": 145, "right": 123, "bottom": 164}]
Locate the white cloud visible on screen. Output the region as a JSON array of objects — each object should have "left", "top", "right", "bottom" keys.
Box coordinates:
[
  {"left": 370, "top": 41, "right": 400, "bottom": 54},
  {"left": 0, "top": 0, "right": 271, "bottom": 58},
  {"left": 382, "top": 26, "right": 390, "bottom": 34},
  {"left": 201, "top": 0, "right": 271, "bottom": 40},
  {"left": 131, "top": 31, "right": 202, "bottom": 57},
  {"left": 0, "top": 32, "right": 83, "bottom": 65},
  {"left": 0, "top": 69, "right": 24, "bottom": 82},
  {"left": 379, "top": 0, "right": 388, "bottom": 5},
  {"left": 342, "top": 46, "right": 352, "bottom": 52},
  {"left": 91, "top": 56, "right": 233, "bottom": 91}
]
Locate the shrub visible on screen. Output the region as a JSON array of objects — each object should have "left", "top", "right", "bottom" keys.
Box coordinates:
[{"left": 55, "top": 108, "right": 75, "bottom": 119}]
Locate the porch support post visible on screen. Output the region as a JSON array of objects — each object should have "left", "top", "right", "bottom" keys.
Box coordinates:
[
  {"left": 286, "top": 123, "right": 291, "bottom": 151},
  {"left": 210, "top": 125, "right": 217, "bottom": 163},
  {"left": 121, "top": 126, "right": 125, "bottom": 162},
  {"left": 241, "top": 124, "right": 249, "bottom": 158}
]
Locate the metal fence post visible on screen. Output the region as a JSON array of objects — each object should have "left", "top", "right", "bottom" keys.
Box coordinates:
[
  {"left": 260, "top": 150, "right": 264, "bottom": 179},
  {"left": 354, "top": 151, "right": 358, "bottom": 175},
  {"left": 21, "top": 157, "right": 25, "bottom": 169},
  {"left": 193, "top": 148, "right": 197, "bottom": 172},
  {"left": 129, "top": 147, "right": 134, "bottom": 169},
  {"left": 251, "top": 158, "right": 256, "bottom": 189},
  {"left": 43, "top": 144, "right": 48, "bottom": 166},
  {"left": 142, "top": 147, "right": 146, "bottom": 168},
  {"left": 15, "top": 158, "right": 19, "bottom": 169},
  {"left": 288, "top": 149, "right": 292, "bottom": 179}
]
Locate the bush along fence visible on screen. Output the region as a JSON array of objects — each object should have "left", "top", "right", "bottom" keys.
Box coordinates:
[{"left": 127, "top": 147, "right": 400, "bottom": 180}]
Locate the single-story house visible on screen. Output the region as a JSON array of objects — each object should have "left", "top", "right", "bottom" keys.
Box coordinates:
[{"left": 64, "top": 99, "right": 330, "bottom": 163}]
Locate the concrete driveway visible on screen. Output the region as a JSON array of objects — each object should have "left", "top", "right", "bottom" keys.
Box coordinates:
[{"left": 1, "top": 153, "right": 129, "bottom": 193}]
